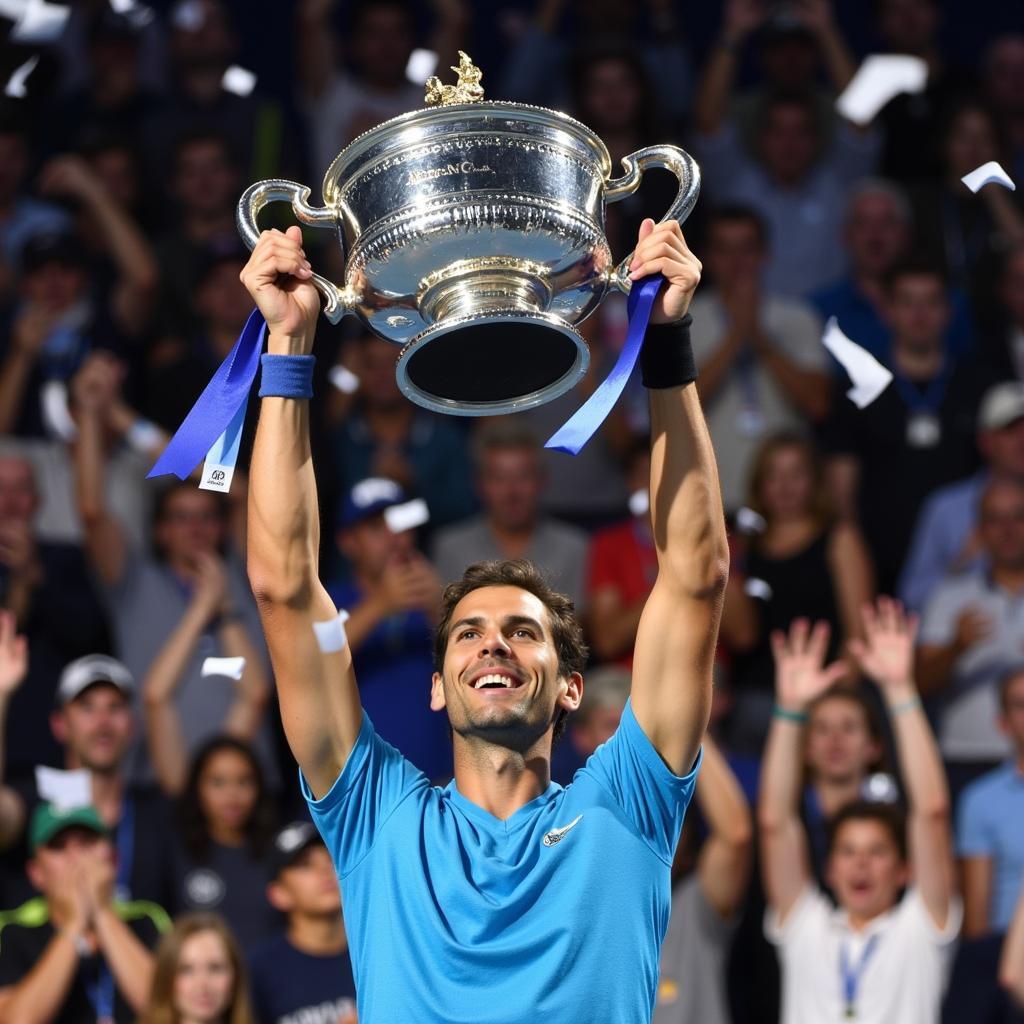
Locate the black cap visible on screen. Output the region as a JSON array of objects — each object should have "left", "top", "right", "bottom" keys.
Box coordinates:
[
  {"left": 269, "top": 821, "right": 324, "bottom": 877},
  {"left": 21, "top": 231, "right": 88, "bottom": 274}
]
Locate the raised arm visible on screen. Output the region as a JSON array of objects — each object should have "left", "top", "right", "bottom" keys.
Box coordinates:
[
  {"left": 693, "top": 0, "right": 763, "bottom": 136},
  {"left": 695, "top": 731, "right": 753, "bottom": 918},
  {"left": 0, "top": 611, "right": 27, "bottom": 850},
  {"left": 627, "top": 219, "right": 728, "bottom": 775},
  {"left": 848, "top": 598, "right": 954, "bottom": 929},
  {"left": 243, "top": 227, "right": 362, "bottom": 799},
  {"left": 759, "top": 619, "right": 847, "bottom": 922}
]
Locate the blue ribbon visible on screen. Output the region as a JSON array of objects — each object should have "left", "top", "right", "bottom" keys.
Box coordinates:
[
  {"left": 545, "top": 274, "right": 664, "bottom": 456},
  {"left": 147, "top": 309, "right": 267, "bottom": 481}
]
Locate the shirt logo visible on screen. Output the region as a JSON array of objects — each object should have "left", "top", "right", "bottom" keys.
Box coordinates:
[{"left": 542, "top": 814, "right": 583, "bottom": 847}]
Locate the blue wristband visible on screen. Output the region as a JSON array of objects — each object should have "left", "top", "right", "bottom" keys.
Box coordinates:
[{"left": 258, "top": 354, "right": 315, "bottom": 398}]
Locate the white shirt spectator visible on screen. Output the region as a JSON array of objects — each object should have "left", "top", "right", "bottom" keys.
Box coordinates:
[
  {"left": 766, "top": 886, "right": 961, "bottom": 1024},
  {"left": 689, "top": 291, "right": 825, "bottom": 511}
]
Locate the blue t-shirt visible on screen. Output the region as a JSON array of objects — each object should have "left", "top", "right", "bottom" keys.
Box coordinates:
[
  {"left": 248, "top": 933, "right": 357, "bottom": 1024},
  {"left": 956, "top": 762, "right": 1024, "bottom": 931},
  {"left": 302, "top": 700, "right": 700, "bottom": 1024}
]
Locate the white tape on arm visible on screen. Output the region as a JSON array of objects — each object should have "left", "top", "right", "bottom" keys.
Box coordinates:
[
  {"left": 313, "top": 609, "right": 351, "bottom": 653},
  {"left": 201, "top": 656, "right": 246, "bottom": 680}
]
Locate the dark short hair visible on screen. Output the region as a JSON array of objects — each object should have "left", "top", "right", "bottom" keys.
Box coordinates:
[
  {"left": 883, "top": 260, "right": 950, "bottom": 295},
  {"left": 999, "top": 665, "right": 1024, "bottom": 712},
  {"left": 826, "top": 800, "right": 907, "bottom": 862},
  {"left": 707, "top": 204, "right": 769, "bottom": 248},
  {"left": 433, "top": 560, "right": 589, "bottom": 744},
  {"left": 761, "top": 90, "right": 820, "bottom": 129}
]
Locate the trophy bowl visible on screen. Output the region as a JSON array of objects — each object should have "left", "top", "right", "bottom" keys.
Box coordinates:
[{"left": 236, "top": 57, "right": 700, "bottom": 416}]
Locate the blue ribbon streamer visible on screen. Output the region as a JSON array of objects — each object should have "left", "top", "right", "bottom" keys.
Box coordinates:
[
  {"left": 545, "top": 274, "right": 664, "bottom": 456},
  {"left": 147, "top": 309, "right": 267, "bottom": 481}
]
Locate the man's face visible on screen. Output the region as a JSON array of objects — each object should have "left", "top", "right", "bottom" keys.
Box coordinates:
[
  {"left": 569, "top": 704, "right": 622, "bottom": 761},
  {"left": 1000, "top": 673, "right": 1024, "bottom": 751},
  {"left": 196, "top": 260, "right": 251, "bottom": 335},
  {"left": 987, "top": 37, "right": 1024, "bottom": 112},
  {"left": 0, "top": 457, "right": 38, "bottom": 524},
  {"left": 581, "top": 59, "right": 643, "bottom": 133},
  {"left": 805, "top": 697, "right": 879, "bottom": 785},
  {"left": 979, "top": 418, "right": 1024, "bottom": 478},
  {"left": 270, "top": 845, "right": 341, "bottom": 917},
  {"left": 337, "top": 513, "right": 414, "bottom": 580},
  {"left": 22, "top": 261, "right": 88, "bottom": 313},
  {"left": 758, "top": 104, "right": 818, "bottom": 184},
  {"left": 350, "top": 5, "right": 414, "bottom": 85},
  {"left": 705, "top": 220, "right": 765, "bottom": 289},
  {"left": 29, "top": 828, "right": 112, "bottom": 894},
  {"left": 885, "top": 274, "right": 949, "bottom": 350},
  {"left": 998, "top": 250, "right": 1024, "bottom": 326},
  {"left": 52, "top": 684, "right": 133, "bottom": 773},
  {"left": 358, "top": 335, "right": 403, "bottom": 409},
  {"left": 758, "top": 445, "right": 815, "bottom": 521},
  {"left": 431, "top": 586, "right": 580, "bottom": 750},
  {"left": 478, "top": 447, "right": 543, "bottom": 533},
  {"left": 876, "top": 0, "right": 938, "bottom": 55},
  {"left": 845, "top": 192, "right": 909, "bottom": 278},
  {"left": 154, "top": 488, "right": 225, "bottom": 566},
  {"left": 173, "top": 141, "right": 236, "bottom": 219},
  {"left": 827, "top": 819, "right": 907, "bottom": 922},
  {"left": 979, "top": 483, "right": 1024, "bottom": 570}
]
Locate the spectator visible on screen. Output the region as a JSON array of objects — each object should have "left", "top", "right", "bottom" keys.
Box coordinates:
[
  {"left": 760, "top": 601, "right": 959, "bottom": 1024},
  {"left": 917, "top": 478, "right": 1024, "bottom": 793},
  {"left": 911, "top": 101, "right": 1024, "bottom": 307},
  {"left": 152, "top": 132, "right": 241, "bottom": 342},
  {"left": 811, "top": 179, "right": 974, "bottom": 362},
  {"left": 0, "top": 110, "right": 71, "bottom": 283},
  {"left": 984, "top": 35, "right": 1024, "bottom": 186},
  {"left": 143, "top": 550, "right": 270, "bottom": 797},
  {"left": 71, "top": 362, "right": 272, "bottom": 783},
  {"left": 721, "top": 432, "right": 873, "bottom": 752},
  {"left": 981, "top": 246, "right": 1024, "bottom": 379},
  {"left": 329, "top": 332, "right": 476, "bottom": 530},
  {"left": 328, "top": 478, "right": 450, "bottom": 781},
  {"left": 557, "top": 663, "right": 632, "bottom": 783},
  {"left": 958, "top": 667, "right": 1024, "bottom": 940},
  {"left": 688, "top": 205, "right": 830, "bottom": 511},
  {"left": 138, "top": 911, "right": 254, "bottom": 1024},
  {"left": 585, "top": 438, "right": 656, "bottom": 666},
  {"left": 0, "top": 635, "right": 177, "bottom": 911},
  {"left": 297, "top": 0, "right": 467, "bottom": 175},
  {"left": 0, "top": 451, "right": 111, "bottom": 774},
  {"left": 498, "top": 0, "right": 692, "bottom": 125},
  {"left": 899, "top": 381, "right": 1024, "bottom": 613},
  {"left": 249, "top": 822, "right": 358, "bottom": 1024},
  {"left": 433, "top": 423, "right": 588, "bottom": 607},
  {"left": 171, "top": 737, "right": 279, "bottom": 950},
  {"left": 825, "top": 264, "right": 989, "bottom": 594},
  {"left": 694, "top": 2, "right": 879, "bottom": 298},
  {"left": 0, "top": 802, "right": 163, "bottom": 1024}
]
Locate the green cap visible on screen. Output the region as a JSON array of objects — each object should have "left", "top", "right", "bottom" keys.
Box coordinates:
[{"left": 29, "top": 803, "right": 108, "bottom": 853}]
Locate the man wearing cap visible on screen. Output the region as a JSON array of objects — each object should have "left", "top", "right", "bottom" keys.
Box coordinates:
[
  {"left": 248, "top": 821, "right": 357, "bottom": 1024},
  {"left": 900, "top": 381, "right": 1024, "bottom": 612},
  {"left": 0, "top": 801, "right": 165, "bottom": 1024},
  {"left": 0, "top": 646, "right": 176, "bottom": 911},
  {"left": 917, "top": 477, "right": 1024, "bottom": 799},
  {"left": 328, "top": 478, "right": 449, "bottom": 781}
]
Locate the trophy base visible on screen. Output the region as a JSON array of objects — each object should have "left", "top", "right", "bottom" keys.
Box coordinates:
[{"left": 395, "top": 310, "right": 590, "bottom": 417}]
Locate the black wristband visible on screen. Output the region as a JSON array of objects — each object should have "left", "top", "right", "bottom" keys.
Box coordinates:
[{"left": 640, "top": 314, "right": 697, "bottom": 389}]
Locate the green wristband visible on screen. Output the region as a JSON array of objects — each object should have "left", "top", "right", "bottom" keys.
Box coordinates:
[
  {"left": 773, "top": 704, "right": 809, "bottom": 724},
  {"left": 890, "top": 695, "right": 922, "bottom": 716}
]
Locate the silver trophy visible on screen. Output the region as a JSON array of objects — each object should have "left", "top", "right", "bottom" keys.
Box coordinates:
[{"left": 237, "top": 53, "right": 700, "bottom": 416}]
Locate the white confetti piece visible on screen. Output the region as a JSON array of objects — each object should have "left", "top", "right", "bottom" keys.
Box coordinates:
[
  {"left": 406, "top": 48, "right": 438, "bottom": 85},
  {"left": 352, "top": 478, "right": 402, "bottom": 507},
  {"left": 313, "top": 609, "right": 350, "bottom": 653},
  {"left": 40, "top": 380, "right": 78, "bottom": 441},
  {"left": 961, "top": 161, "right": 1016, "bottom": 194},
  {"left": 735, "top": 507, "right": 766, "bottom": 535},
  {"left": 221, "top": 64, "right": 256, "bottom": 97},
  {"left": 11, "top": 0, "right": 70, "bottom": 43},
  {"left": 35, "top": 766, "right": 91, "bottom": 810},
  {"left": 821, "top": 317, "right": 893, "bottom": 409},
  {"left": 201, "top": 656, "right": 246, "bottom": 680},
  {"left": 836, "top": 55, "right": 928, "bottom": 126},
  {"left": 627, "top": 489, "right": 649, "bottom": 517},
  {"left": 744, "top": 577, "right": 773, "bottom": 601},
  {"left": 384, "top": 497, "right": 430, "bottom": 533},
  {"left": 4, "top": 54, "right": 37, "bottom": 98},
  {"left": 329, "top": 364, "right": 360, "bottom": 395}
]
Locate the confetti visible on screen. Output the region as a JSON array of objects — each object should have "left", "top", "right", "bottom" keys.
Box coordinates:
[
  {"left": 821, "top": 317, "right": 893, "bottom": 409},
  {"left": 836, "top": 55, "right": 928, "bottom": 126},
  {"left": 201, "top": 656, "right": 246, "bottom": 680},
  {"left": 744, "top": 578, "right": 773, "bottom": 601},
  {"left": 406, "top": 48, "right": 438, "bottom": 85},
  {"left": 384, "top": 498, "right": 430, "bottom": 533},
  {"left": 4, "top": 54, "right": 37, "bottom": 98},
  {"left": 221, "top": 64, "right": 256, "bottom": 97},
  {"left": 35, "top": 766, "right": 92, "bottom": 810},
  {"left": 961, "top": 161, "right": 1016, "bottom": 194},
  {"left": 11, "top": 0, "right": 70, "bottom": 43},
  {"left": 628, "top": 489, "right": 649, "bottom": 517},
  {"left": 735, "top": 507, "right": 767, "bottom": 535},
  {"left": 329, "top": 365, "right": 360, "bottom": 395},
  {"left": 313, "top": 609, "right": 350, "bottom": 653}
]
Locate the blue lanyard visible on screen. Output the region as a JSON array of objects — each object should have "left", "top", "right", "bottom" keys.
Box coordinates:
[
  {"left": 891, "top": 359, "right": 951, "bottom": 415},
  {"left": 115, "top": 795, "right": 134, "bottom": 897},
  {"left": 84, "top": 958, "right": 116, "bottom": 1024},
  {"left": 840, "top": 933, "right": 880, "bottom": 1016}
]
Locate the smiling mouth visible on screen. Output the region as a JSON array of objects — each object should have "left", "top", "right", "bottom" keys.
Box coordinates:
[{"left": 470, "top": 672, "right": 523, "bottom": 690}]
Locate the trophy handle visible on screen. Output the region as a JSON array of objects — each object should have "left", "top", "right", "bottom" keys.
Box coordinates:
[
  {"left": 236, "top": 179, "right": 356, "bottom": 325},
  {"left": 604, "top": 145, "right": 701, "bottom": 295}
]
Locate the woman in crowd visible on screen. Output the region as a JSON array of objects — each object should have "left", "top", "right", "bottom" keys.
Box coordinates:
[
  {"left": 139, "top": 912, "right": 253, "bottom": 1024},
  {"left": 171, "top": 738, "right": 280, "bottom": 950},
  {"left": 720, "top": 432, "right": 875, "bottom": 752}
]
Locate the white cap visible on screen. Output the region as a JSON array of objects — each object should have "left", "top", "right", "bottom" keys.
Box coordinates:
[
  {"left": 979, "top": 382, "right": 1024, "bottom": 432},
  {"left": 56, "top": 654, "right": 134, "bottom": 706}
]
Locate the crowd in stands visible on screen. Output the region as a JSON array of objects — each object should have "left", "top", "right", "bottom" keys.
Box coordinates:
[{"left": 2, "top": 0, "right": 1024, "bottom": 1021}]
